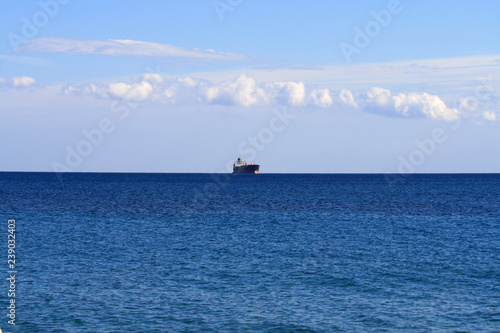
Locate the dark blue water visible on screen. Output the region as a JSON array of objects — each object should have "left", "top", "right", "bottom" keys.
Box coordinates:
[{"left": 1, "top": 173, "right": 500, "bottom": 332}]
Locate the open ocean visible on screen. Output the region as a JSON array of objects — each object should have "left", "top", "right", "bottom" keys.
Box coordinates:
[{"left": 1, "top": 172, "right": 499, "bottom": 332}]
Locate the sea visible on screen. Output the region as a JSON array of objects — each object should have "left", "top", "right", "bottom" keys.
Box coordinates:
[{"left": 1, "top": 172, "right": 499, "bottom": 332}]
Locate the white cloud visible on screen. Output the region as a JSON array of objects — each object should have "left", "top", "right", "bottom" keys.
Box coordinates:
[
  {"left": 177, "top": 76, "right": 197, "bottom": 88},
  {"left": 393, "top": 92, "right": 460, "bottom": 120},
  {"left": 458, "top": 95, "right": 500, "bottom": 122},
  {"left": 339, "top": 89, "right": 358, "bottom": 108},
  {"left": 0, "top": 76, "right": 36, "bottom": 88},
  {"left": 203, "top": 74, "right": 267, "bottom": 106},
  {"left": 18, "top": 38, "right": 247, "bottom": 62},
  {"left": 268, "top": 81, "right": 306, "bottom": 106},
  {"left": 108, "top": 81, "right": 153, "bottom": 101},
  {"left": 142, "top": 73, "right": 164, "bottom": 84},
  {"left": 459, "top": 96, "right": 477, "bottom": 113},
  {"left": 12, "top": 76, "right": 36, "bottom": 87},
  {"left": 365, "top": 87, "right": 393, "bottom": 111},
  {"left": 483, "top": 111, "right": 497, "bottom": 121},
  {"left": 60, "top": 83, "right": 107, "bottom": 98},
  {"left": 361, "top": 87, "right": 460, "bottom": 121},
  {"left": 308, "top": 89, "right": 333, "bottom": 107}
]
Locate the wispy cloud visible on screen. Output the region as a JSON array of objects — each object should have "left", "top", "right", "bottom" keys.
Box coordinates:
[
  {"left": 187, "top": 55, "right": 500, "bottom": 93},
  {"left": 0, "top": 55, "right": 51, "bottom": 66},
  {"left": 18, "top": 37, "right": 248, "bottom": 62}
]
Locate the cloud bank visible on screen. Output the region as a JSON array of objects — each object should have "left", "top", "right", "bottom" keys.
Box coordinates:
[
  {"left": 18, "top": 38, "right": 248, "bottom": 62},
  {"left": 62, "top": 74, "right": 334, "bottom": 108},
  {"left": 61, "top": 73, "right": 499, "bottom": 122}
]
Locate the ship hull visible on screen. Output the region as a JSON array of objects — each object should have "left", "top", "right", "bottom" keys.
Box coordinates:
[{"left": 233, "top": 164, "right": 260, "bottom": 174}]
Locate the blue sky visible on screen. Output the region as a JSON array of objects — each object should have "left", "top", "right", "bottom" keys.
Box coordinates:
[{"left": 1, "top": 0, "right": 500, "bottom": 172}]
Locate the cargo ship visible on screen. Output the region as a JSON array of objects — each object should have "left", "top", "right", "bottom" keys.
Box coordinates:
[{"left": 233, "top": 157, "right": 260, "bottom": 174}]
